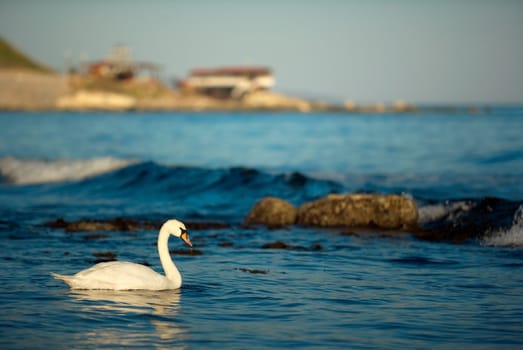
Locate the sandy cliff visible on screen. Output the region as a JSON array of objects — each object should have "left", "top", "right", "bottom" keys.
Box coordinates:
[{"left": 0, "top": 70, "right": 70, "bottom": 110}]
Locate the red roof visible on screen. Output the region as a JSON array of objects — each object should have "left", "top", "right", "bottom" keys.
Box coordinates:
[{"left": 190, "top": 66, "right": 272, "bottom": 77}]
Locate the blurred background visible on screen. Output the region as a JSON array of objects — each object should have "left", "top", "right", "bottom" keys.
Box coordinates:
[{"left": 1, "top": 0, "right": 522, "bottom": 106}]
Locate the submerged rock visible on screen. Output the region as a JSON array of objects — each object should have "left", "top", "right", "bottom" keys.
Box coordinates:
[
  {"left": 261, "top": 240, "right": 324, "bottom": 251},
  {"left": 415, "top": 197, "right": 521, "bottom": 244},
  {"left": 261, "top": 240, "right": 291, "bottom": 249},
  {"left": 244, "top": 197, "right": 297, "bottom": 228},
  {"left": 186, "top": 221, "right": 231, "bottom": 230},
  {"left": 297, "top": 194, "right": 418, "bottom": 230},
  {"left": 90, "top": 251, "right": 117, "bottom": 263},
  {"left": 237, "top": 267, "right": 268, "bottom": 274},
  {"left": 169, "top": 249, "right": 203, "bottom": 256},
  {"left": 83, "top": 233, "right": 109, "bottom": 240},
  {"left": 46, "top": 218, "right": 156, "bottom": 232},
  {"left": 46, "top": 218, "right": 230, "bottom": 232}
]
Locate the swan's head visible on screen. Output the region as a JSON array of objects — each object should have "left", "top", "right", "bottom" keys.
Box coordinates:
[{"left": 163, "top": 219, "right": 193, "bottom": 247}]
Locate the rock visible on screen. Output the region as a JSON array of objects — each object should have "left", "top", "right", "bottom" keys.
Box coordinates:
[
  {"left": 59, "top": 218, "right": 154, "bottom": 232},
  {"left": 261, "top": 241, "right": 291, "bottom": 249},
  {"left": 83, "top": 233, "right": 109, "bottom": 240},
  {"left": 261, "top": 240, "right": 324, "bottom": 251},
  {"left": 186, "top": 221, "right": 231, "bottom": 230},
  {"left": 297, "top": 194, "right": 418, "bottom": 230},
  {"left": 169, "top": 249, "right": 203, "bottom": 256},
  {"left": 242, "top": 91, "right": 312, "bottom": 112},
  {"left": 244, "top": 197, "right": 297, "bottom": 227},
  {"left": 237, "top": 268, "right": 268, "bottom": 274},
  {"left": 415, "top": 197, "right": 520, "bottom": 244},
  {"left": 45, "top": 218, "right": 230, "bottom": 232},
  {"left": 90, "top": 251, "right": 117, "bottom": 263},
  {"left": 56, "top": 90, "right": 136, "bottom": 111}
]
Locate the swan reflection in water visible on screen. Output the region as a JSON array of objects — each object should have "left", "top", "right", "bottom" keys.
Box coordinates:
[{"left": 69, "top": 289, "right": 188, "bottom": 349}]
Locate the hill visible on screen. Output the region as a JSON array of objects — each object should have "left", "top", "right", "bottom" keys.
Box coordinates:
[
  {"left": 0, "top": 36, "right": 68, "bottom": 110},
  {"left": 0, "top": 36, "right": 53, "bottom": 73}
]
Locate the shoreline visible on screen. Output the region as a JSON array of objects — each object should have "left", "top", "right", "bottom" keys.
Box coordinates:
[{"left": 0, "top": 70, "right": 511, "bottom": 114}]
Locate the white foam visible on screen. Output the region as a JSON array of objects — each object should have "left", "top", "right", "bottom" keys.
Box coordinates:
[
  {"left": 417, "top": 201, "right": 473, "bottom": 224},
  {"left": 483, "top": 226, "right": 523, "bottom": 247},
  {"left": 0, "top": 156, "right": 137, "bottom": 185},
  {"left": 482, "top": 205, "right": 523, "bottom": 247}
]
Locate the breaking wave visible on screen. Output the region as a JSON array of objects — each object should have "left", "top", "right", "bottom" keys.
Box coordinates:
[
  {"left": 482, "top": 205, "right": 523, "bottom": 247},
  {"left": 0, "top": 156, "right": 137, "bottom": 185},
  {"left": 1, "top": 156, "right": 521, "bottom": 246},
  {"left": 417, "top": 201, "right": 474, "bottom": 224}
]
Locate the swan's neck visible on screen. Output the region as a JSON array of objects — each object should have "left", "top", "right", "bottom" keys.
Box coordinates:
[{"left": 158, "top": 227, "right": 181, "bottom": 284}]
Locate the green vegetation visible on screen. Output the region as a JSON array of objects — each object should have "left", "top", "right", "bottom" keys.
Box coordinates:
[{"left": 0, "top": 36, "right": 53, "bottom": 73}]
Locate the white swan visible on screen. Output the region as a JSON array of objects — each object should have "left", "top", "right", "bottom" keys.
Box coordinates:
[{"left": 51, "top": 219, "right": 193, "bottom": 290}]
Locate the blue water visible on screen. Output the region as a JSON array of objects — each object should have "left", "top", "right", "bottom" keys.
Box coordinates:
[{"left": 1, "top": 110, "right": 523, "bottom": 349}]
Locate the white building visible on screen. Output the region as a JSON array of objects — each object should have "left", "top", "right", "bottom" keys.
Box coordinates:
[{"left": 180, "top": 66, "right": 274, "bottom": 98}]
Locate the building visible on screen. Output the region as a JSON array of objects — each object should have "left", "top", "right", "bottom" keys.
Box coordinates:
[
  {"left": 87, "top": 45, "right": 159, "bottom": 81},
  {"left": 179, "top": 66, "right": 274, "bottom": 98}
]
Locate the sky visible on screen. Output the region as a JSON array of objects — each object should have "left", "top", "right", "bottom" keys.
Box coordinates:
[{"left": 0, "top": 0, "right": 522, "bottom": 104}]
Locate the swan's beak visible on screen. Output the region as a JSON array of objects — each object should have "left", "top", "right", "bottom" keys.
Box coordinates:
[{"left": 181, "top": 232, "right": 193, "bottom": 247}]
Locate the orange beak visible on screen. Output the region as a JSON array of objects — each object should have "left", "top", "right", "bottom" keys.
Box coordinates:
[{"left": 181, "top": 232, "right": 193, "bottom": 247}]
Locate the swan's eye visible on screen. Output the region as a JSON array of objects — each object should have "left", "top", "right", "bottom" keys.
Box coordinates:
[{"left": 180, "top": 228, "right": 187, "bottom": 236}]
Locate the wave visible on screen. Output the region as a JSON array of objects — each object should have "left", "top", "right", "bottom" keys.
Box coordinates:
[
  {"left": 0, "top": 156, "right": 343, "bottom": 200},
  {"left": 2, "top": 156, "right": 522, "bottom": 245},
  {"left": 482, "top": 205, "right": 523, "bottom": 247},
  {"left": 0, "top": 158, "right": 343, "bottom": 221},
  {"left": 417, "top": 201, "right": 475, "bottom": 224},
  {"left": 416, "top": 198, "right": 522, "bottom": 244},
  {"left": 82, "top": 161, "right": 345, "bottom": 205},
  {"left": 0, "top": 156, "right": 137, "bottom": 185}
]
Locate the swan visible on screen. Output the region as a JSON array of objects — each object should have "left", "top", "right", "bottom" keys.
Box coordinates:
[{"left": 51, "top": 219, "right": 193, "bottom": 290}]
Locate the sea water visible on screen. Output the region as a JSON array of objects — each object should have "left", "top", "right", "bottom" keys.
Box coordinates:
[{"left": 0, "top": 110, "right": 522, "bottom": 349}]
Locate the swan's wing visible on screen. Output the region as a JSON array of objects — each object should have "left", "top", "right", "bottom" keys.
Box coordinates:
[{"left": 70, "top": 262, "right": 172, "bottom": 290}]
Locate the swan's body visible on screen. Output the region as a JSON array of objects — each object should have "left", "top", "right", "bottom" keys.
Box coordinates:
[{"left": 52, "top": 219, "right": 192, "bottom": 290}]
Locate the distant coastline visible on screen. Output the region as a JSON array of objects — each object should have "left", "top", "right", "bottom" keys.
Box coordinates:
[
  {"left": 0, "top": 69, "right": 509, "bottom": 114},
  {"left": 0, "top": 68, "right": 396, "bottom": 113},
  {"left": 0, "top": 37, "right": 508, "bottom": 114}
]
